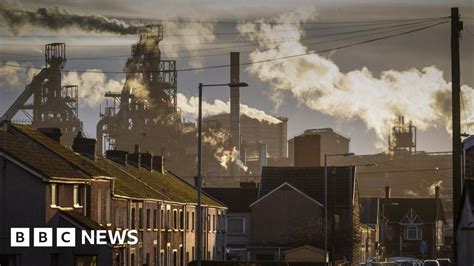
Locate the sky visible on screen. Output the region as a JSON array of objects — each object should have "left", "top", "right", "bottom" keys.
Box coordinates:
[{"left": 0, "top": 0, "right": 473, "bottom": 155}]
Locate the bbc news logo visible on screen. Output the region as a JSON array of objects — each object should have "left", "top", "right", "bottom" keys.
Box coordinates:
[{"left": 11, "top": 228, "right": 138, "bottom": 247}]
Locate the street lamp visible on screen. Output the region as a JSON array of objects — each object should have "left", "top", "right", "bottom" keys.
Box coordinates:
[
  {"left": 196, "top": 81, "right": 248, "bottom": 266},
  {"left": 324, "top": 152, "right": 354, "bottom": 265}
]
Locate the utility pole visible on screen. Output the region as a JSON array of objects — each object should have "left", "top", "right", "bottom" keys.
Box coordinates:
[{"left": 451, "top": 7, "right": 463, "bottom": 263}]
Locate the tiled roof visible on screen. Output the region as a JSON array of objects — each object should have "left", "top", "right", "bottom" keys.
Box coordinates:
[
  {"left": 204, "top": 187, "right": 258, "bottom": 212},
  {"left": 260, "top": 166, "right": 356, "bottom": 207},
  {"left": 382, "top": 198, "right": 445, "bottom": 223},
  {"left": 11, "top": 124, "right": 108, "bottom": 177},
  {"left": 360, "top": 198, "right": 380, "bottom": 225},
  {"left": 0, "top": 125, "right": 88, "bottom": 179},
  {"left": 95, "top": 158, "right": 223, "bottom": 207},
  {"left": 1, "top": 123, "right": 223, "bottom": 207}
]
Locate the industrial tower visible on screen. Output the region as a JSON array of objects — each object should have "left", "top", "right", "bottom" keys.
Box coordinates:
[
  {"left": 1, "top": 43, "right": 82, "bottom": 147},
  {"left": 96, "top": 25, "right": 182, "bottom": 172}
]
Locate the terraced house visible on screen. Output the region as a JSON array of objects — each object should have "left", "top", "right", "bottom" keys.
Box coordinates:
[{"left": 0, "top": 122, "right": 226, "bottom": 266}]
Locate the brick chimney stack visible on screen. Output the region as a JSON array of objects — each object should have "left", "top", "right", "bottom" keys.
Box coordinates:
[
  {"left": 72, "top": 131, "right": 96, "bottom": 160},
  {"left": 37, "top": 127, "right": 61, "bottom": 143}
]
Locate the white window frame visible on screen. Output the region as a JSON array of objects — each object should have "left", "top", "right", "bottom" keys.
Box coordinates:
[
  {"left": 51, "top": 184, "right": 58, "bottom": 207},
  {"left": 404, "top": 225, "right": 422, "bottom": 240},
  {"left": 73, "top": 185, "right": 82, "bottom": 208},
  {"left": 227, "top": 217, "right": 246, "bottom": 235}
]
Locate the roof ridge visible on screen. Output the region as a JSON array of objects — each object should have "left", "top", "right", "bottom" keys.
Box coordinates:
[{"left": 9, "top": 124, "right": 105, "bottom": 177}]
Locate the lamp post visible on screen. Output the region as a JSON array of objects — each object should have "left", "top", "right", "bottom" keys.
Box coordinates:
[
  {"left": 196, "top": 81, "right": 248, "bottom": 266},
  {"left": 324, "top": 152, "right": 354, "bottom": 265}
]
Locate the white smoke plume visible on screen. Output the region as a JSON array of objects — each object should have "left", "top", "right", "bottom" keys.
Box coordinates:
[
  {"left": 0, "top": 61, "right": 36, "bottom": 90},
  {"left": 215, "top": 147, "right": 248, "bottom": 172},
  {"left": 124, "top": 78, "right": 149, "bottom": 102},
  {"left": 203, "top": 128, "right": 249, "bottom": 172},
  {"left": 177, "top": 93, "right": 281, "bottom": 124},
  {"left": 404, "top": 190, "right": 420, "bottom": 197},
  {"left": 237, "top": 9, "right": 474, "bottom": 147},
  {"left": 428, "top": 180, "right": 443, "bottom": 196},
  {"left": 161, "top": 21, "right": 215, "bottom": 68},
  {"left": 61, "top": 70, "right": 124, "bottom": 107}
]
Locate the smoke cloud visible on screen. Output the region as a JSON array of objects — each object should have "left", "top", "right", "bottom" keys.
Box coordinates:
[
  {"left": 237, "top": 9, "right": 474, "bottom": 146},
  {"left": 161, "top": 21, "right": 216, "bottom": 68},
  {"left": 0, "top": 5, "right": 140, "bottom": 35},
  {"left": 203, "top": 128, "right": 248, "bottom": 172},
  {"left": 61, "top": 70, "right": 124, "bottom": 107},
  {"left": 177, "top": 93, "right": 281, "bottom": 124},
  {"left": 0, "top": 61, "right": 36, "bottom": 90}
]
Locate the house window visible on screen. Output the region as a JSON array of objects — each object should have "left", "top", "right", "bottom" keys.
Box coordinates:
[
  {"left": 131, "top": 208, "right": 136, "bottom": 229},
  {"left": 51, "top": 184, "right": 58, "bottom": 207},
  {"left": 186, "top": 211, "right": 190, "bottom": 230},
  {"left": 154, "top": 209, "right": 158, "bottom": 229},
  {"left": 166, "top": 210, "right": 170, "bottom": 229},
  {"left": 161, "top": 209, "right": 165, "bottom": 229},
  {"left": 139, "top": 207, "right": 143, "bottom": 229},
  {"left": 227, "top": 217, "right": 245, "bottom": 234},
  {"left": 173, "top": 210, "right": 178, "bottom": 229},
  {"left": 213, "top": 214, "right": 216, "bottom": 231},
  {"left": 146, "top": 208, "right": 151, "bottom": 229},
  {"left": 192, "top": 212, "right": 195, "bottom": 230},
  {"left": 73, "top": 185, "right": 82, "bottom": 207},
  {"left": 180, "top": 210, "right": 184, "bottom": 230},
  {"left": 404, "top": 225, "right": 422, "bottom": 240}
]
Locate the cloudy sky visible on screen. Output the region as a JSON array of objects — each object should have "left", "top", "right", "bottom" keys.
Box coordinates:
[{"left": 0, "top": 0, "right": 473, "bottom": 155}]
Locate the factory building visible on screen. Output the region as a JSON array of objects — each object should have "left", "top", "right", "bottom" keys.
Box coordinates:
[{"left": 288, "top": 128, "right": 350, "bottom": 167}]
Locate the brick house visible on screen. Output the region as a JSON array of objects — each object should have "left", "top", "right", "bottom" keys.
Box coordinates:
[
  {"left": 380, "top": 187, "right": 445, "bottom": 259},
  {"left": 0, "top": 122, "right": 226, "bottom": 266},
  {"left": 248, "top": 166, "right": 361, "bottom": 264}
]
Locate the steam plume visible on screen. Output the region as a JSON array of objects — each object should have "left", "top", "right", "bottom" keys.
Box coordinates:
[
  {"left": 177, "top": 93, "right": 281, "bottom": 124},
  {"left": 203, "top": 128, "right": 248, "bottom": 172},
  {"left": 61, "top": 70, "right": 124, "bottom": 107},
  {"left": 0, "top": 5, "right": 140, "bottom": 35},
  {"left": 238, "top": 9, "right": 474, "bottom": 147},
  {"left": 161, "top": 21, "right": 216, "bottom": 68}
]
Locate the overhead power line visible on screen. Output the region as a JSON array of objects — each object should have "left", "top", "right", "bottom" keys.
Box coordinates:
[
  {"left": 0, "top": 20, "right": 448, "bottom": 74},
  {"left": 0, "top": 19, "right": 448, "bottom": 61},
  {"left": 0, "top": 17, "right": 446, "bottom": 49},
  {"left": 0, "top": 19, "right": 450, "bottom": 62}
]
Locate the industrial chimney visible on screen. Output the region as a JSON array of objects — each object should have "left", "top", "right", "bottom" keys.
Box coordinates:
[
  {"left": 230, "top": 52, "right": 241, "bottom": 176},
  {"left": 258, "top": 142, "right": 268, "bottom": 176}
]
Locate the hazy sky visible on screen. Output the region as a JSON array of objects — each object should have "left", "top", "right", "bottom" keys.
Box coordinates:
[{"left": 0, "top": 0, "right": 473, "bottom": 154}]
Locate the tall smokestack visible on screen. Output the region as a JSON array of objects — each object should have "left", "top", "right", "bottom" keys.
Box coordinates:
[
  {"left": 258, "top": 142, "right": 267, "bottom": 176},
  {"left": 230, "top": 52, "right": 241, "bottom": 176}
]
